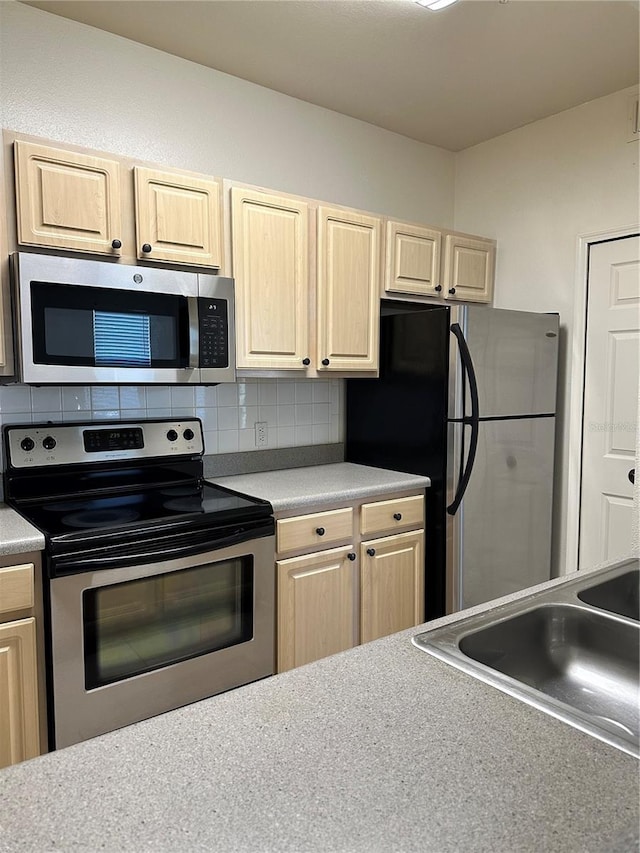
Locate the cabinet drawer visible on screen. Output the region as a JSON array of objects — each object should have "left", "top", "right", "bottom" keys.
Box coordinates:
[
  {"left": 360, "top": 495, "right": 424, "bottom": 537},
  {"left": 277, "top": 508, "right": 353, "bottom": 554},
  {"left": 0, "top": 564, "right": 34, "bottom": 616}
]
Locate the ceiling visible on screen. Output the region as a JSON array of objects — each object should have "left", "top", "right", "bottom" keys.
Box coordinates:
[{"left": 22, "top": 0, "right": 640, "bottom": 151}]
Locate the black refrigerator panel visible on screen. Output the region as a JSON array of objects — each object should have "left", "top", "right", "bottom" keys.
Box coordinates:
[{"left": 346, "top": 302, "right": 450, "bottom": 619}]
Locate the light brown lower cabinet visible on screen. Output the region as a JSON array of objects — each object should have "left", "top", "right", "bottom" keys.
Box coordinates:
[
  {"left": 277, "top": 546, "right": 357, "bottom": 673},
  {"left": 0, "top": 617, "right": 40, "bottom": 769},
  {"left": 360, "top": 530, "right": 424, "bottom": 644}
]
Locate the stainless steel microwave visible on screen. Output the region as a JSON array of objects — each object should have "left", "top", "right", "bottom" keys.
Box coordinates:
[{"left": 10, "top": 253, "right": 236, "bottom": 384}]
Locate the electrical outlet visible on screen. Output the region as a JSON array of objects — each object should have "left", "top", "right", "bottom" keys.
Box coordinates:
[{"left": 254, "top": 421, "right": 268, "bottom": 447}]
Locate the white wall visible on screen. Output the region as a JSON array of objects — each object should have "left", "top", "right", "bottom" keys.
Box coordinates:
[
  {"left": 454, "top": 88, "right": 640, "bottom": 574},
  {"left": 0, "top": 2, "right": 454, "bottom": 224}
]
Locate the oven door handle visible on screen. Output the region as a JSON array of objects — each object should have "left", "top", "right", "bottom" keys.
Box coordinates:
[
  {"left": 53, "top": 523, "right": 275, "bottom": 575},
  {"left": 187, "top": 297, "right": 200, "bottom": 369}
]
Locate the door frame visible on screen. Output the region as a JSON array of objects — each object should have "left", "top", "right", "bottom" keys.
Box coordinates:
[{"left": 565, "top": 224, "right": 640, "bottom": 573}]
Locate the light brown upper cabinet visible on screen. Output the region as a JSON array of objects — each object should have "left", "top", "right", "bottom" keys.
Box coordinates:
[
  {"left": 13, "top": 139, "right": 223, "bottom": 269},
  {"left": 14, "top": 140, "right": 123, "bottom": 256},
  {"left": 231, "top": 186, "right": 310, "bottom": 370},
  {"left": 384, "top": 220, "right": 442, "bottom": 297},
  {"left": 317, "top": 206, "right": 380, "bottom": 373},
  {"left": 134, "top": 167, "right": 223, "bottom": 268},
  {"left": 442, "top": 233, "right": 495, "bottom": 303},
  {"left": 384, "top": 219, "right": 496, "bottom": 304}
]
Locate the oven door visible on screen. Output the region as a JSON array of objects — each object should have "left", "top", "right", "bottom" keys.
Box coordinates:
[
  {"left": 49, "top": 535, "right": 275, "bottom": 749},
  {"left": 13, "top": 252, "right": 200, "bottom": 384}
]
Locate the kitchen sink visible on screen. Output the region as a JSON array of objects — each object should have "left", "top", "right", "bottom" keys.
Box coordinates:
[
  {"left": 577, "top": 569, "right": 639, "bottom": 621},
  {"left": 413, "top": 559, "right": 640, "bottom": 757}
]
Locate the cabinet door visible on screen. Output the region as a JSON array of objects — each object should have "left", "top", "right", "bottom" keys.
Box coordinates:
[
  {"left": 443, "top": 234, "right": 496, "bottom": 304},
  {"left": 277, "top": 546, "right": 357, "bottom": 672},
  {"left": 317, "top": 206, "right": 380, "bottom": 372},
  {"left": 360, "top": 530, "right": 424, "bottom": 644},
  {"left": 134, "top": 167, "right": 223, "bottom": 267},
  {"left": 231, "top": 187, "right": 310, "bottom": 369},
  {"left": 385, "top": 220, "right": 442, "bottom": 297},
  {"left": 0, "top": 618, "right": 40, "bottom": 769},
  {"left": 14, "top": 141, "right": 122, "bottom": 255}
]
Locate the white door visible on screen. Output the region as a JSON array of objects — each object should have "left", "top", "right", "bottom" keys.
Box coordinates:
[{"left": 579, "top": 236, "right": 640, "bottom": 569}]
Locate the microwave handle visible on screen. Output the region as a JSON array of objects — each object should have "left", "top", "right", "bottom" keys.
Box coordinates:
[{"left": 187, "top": 297, "right": 200, "bottom": 369}]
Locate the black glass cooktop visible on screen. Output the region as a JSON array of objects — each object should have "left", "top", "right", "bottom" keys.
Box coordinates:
[{"left": 17, "top": 481, "right": 271, "bottom": 539}]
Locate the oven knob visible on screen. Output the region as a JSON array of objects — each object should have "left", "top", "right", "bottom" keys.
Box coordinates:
[
  {"left": 20, "top": 437, "right": 35, "bottom": 452},
  {"left": 183, "top": 428, "right": 195, "bottom": 441},
  {"left": 166, "top": 429, "right": 178, "bottom": 442},
  {"left": 42, "top": 436, "right": 57, "bottom": 450}
]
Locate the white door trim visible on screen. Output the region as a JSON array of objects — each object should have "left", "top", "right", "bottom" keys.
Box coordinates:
[{"left": 565, "top": 224, "right": 640, "bottom": 574}]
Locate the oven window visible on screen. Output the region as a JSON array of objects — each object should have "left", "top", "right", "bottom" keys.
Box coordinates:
[
  {"left": 83, "top": 558, "right": 253, "bottom": 688},
  {"left": 30, "top": 281, "right": 188, "bottom": 368}
]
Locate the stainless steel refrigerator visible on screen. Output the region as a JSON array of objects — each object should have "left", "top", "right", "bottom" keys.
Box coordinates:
[{"left": 346, "top": 301, "right": 559, "bottom": 618}]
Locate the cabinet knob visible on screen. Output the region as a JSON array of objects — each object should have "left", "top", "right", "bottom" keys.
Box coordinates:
[
  {"left": 434, "top": 284, "right": 442, "bottom": 292},
  {"left": 629, "top": 469, "right": 635, "bottom": 485},
  {"left": 321, "top": 358, "right": 330, "bottom": 366},
  {"left": 366, "top": 547, "right": 376, "bottom": 557},
  {"left": 141, "top": 243, "right": 153, "bottom": 254},
  {"left": 393, "top": 512, "right": 402, "bottom": 521},
  {"left": 316, "top": 527, "right": 325, "bottom": 536},
  {"left": 448, "top": 287, "right": 456, "bottom": 295},
  {"left": 302, "top": 358, "right": 311, "bottom": 366},
  {"left": 111, "top": 239, "right": 122, "bottom": 250},
  {"left": 347, "top": 552, "right": 356, "bottom": 561}
]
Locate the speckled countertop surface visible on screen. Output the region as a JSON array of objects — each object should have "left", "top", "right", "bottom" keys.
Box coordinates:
[
  {"left": 211, "top": 462, "right": 430, "bottom": 512},
  {"left": 0, "top": 504, "right": 44, "bottom": 556},
  {"left": 0, "top": 564, "right": 637, "bottom": 853}
]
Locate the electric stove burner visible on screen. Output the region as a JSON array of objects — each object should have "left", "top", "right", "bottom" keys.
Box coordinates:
[{"left": 62, "top": 508, "right": 141, "bottom": 529}]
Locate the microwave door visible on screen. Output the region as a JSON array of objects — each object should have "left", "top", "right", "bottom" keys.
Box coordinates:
[{"left": 13, "top": 253, "right": 201, "bottom": 385}]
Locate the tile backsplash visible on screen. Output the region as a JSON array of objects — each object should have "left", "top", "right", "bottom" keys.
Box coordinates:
[{"left": 0, "top": 378, "right": 344, "bottom": 466}]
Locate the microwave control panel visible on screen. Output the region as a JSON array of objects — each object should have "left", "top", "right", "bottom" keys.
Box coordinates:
[{"left": 198, "top": 298, "right": 229, "bottom": 369}]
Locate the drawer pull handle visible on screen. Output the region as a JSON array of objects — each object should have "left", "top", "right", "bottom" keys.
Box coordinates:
[
  {"left": 393, "top": 512, "right": 402, "bottom": 521},
  {"left": 141, "top": 243, "right": 153, "bottom": 254},
  {"left": 347, "top": 552, "right": 356, "bottom": 561},
  {"left": 366, "top": 547, "right": 376, "bottom": 557},
  {"left": 111, "top": 239, "right": 122, "bottom": 249},
  {"left": 316, "top": 527, "right": 325, "bottom": 536}
]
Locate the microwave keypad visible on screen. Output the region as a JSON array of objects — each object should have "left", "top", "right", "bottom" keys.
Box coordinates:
[{"left": 199, "top": 299, "right": 229, "bottom": 368}]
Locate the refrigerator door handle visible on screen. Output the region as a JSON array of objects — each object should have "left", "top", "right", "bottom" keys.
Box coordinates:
[{"left": 447, "top": 323, "right": 480, "bottom": 516}]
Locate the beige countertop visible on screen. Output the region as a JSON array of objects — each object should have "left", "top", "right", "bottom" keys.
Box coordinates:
[
  {"left": 211, "top": 462, "right": 431, "bottom": 512},
  {"left": 0, "top": 503, "right": 45, "bottom": 556},
  {"left": 0, "top": 562, "right": 637, "bottom": 852}
]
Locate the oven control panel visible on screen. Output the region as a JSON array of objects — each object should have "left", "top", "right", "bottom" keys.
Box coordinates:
[{"left": 4, "top": 419, "right": 204, "bottom": 468}]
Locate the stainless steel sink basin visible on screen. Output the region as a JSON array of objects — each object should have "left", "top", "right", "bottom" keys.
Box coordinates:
[
  {"left": 577, "top": 569, "right": 639, "bottom": 621},
  {"left": 413, "top": 559, "right": 640, "bottom": 757}
]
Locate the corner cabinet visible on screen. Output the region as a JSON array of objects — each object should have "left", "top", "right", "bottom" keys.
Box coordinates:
[
  {"left": 12, "top": 138, "right": 224, "bottom": 269},
  {"left": 442, "top": 233, "right": 495, "bottom": 303},
  {"left": 384, "top": 218, "right": 496, "bottom": 304},
  {"left": 316, "top": 206, "right": 380, "bottom": 373},
  {"left": 231, "top": 186, "right": 310, "bottom": 370},
  {"left": 275, "top": 492, "right": 425, "bottom": 673},
  {"left": 0, "top": 561, "right": 41, "bottom": 769}
]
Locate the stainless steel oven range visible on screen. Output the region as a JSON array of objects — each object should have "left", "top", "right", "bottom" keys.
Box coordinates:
[{"left": 3, "top": 418, "right": 275, "bottom": 750}]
